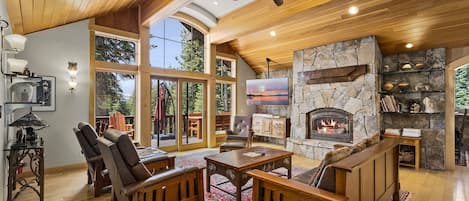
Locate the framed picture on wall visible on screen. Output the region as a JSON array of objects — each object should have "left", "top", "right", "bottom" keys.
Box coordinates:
[{"left": 32, "top": 76, "right": 56, "bottom": 112}]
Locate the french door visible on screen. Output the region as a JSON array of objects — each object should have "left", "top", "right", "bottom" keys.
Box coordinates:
[{"left": 151, "top": 76, "right": 206, "bottom": 151}]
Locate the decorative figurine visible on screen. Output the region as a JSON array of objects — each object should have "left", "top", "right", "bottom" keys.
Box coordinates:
[
  {"left": 410, "top": 102, "right": 421, "bottom": 113},
  {"left": 423, "top": 97, "right": 436, "bottom": 113}
]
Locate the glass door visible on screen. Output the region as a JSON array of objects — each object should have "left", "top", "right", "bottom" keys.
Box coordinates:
[
  {"left": 179, "top": 79, "right": 206, "bottom": 149},
  {"left": 151, "top": 77, "right": 178, "bottom": 151}
]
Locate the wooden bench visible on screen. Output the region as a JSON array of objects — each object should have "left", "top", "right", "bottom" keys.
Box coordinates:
[{"left": 247, "top": 138, "right": 400, "bottom": 201}]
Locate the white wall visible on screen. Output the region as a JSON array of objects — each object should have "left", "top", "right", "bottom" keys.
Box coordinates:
[
  {"left": 236, "top": 55, "right": 256, "bottom": 116},
  {"left": 17, "top": 20, "right": 90, "bottom": 168}
]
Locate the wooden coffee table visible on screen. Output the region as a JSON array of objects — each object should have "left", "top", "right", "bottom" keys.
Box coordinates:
[{"left": 205, "top": 146, "right": 293, "bottom": 201}]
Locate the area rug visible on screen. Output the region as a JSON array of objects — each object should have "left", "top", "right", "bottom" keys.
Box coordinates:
[{"left": 175, "top": 150, "right": 412, "bottom": 201}]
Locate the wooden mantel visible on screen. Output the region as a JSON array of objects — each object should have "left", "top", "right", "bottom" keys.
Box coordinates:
[{"left": 300, "top": 65, "right": 368, "bottom": 84}]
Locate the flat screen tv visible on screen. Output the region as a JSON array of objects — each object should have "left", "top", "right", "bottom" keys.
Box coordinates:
[{"left": 246, "top": 78, "right": 289, "bottom": 105}]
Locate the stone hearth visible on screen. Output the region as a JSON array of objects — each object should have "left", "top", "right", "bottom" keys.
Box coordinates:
[{"left": 286, "top": 36, "right": 381, "bottom": 160}]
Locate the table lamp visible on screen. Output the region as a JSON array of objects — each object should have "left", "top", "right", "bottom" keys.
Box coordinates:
[{"left": 9, "top": 112, "right": 48, "bottom": 147}]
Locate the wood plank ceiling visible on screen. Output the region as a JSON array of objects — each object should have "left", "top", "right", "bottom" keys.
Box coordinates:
[
  {"left": 211, "top": 0, "right": 469, "bottom": 72},
  {"left": 6, "top": 0, "right": 469, "bottom": 73},
  {"left": 5, "top": 0, "right": 142, "bottom": 34}
]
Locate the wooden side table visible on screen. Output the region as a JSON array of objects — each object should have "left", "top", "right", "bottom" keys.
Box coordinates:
[{"left": 384, "top": 134, "right": 421, "bottom": 170}]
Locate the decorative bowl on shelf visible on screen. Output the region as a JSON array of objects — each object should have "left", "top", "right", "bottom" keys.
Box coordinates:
[
  {"left": 415, "top": 63, "right": 428, "bottom": 70},
  {"left": 400, "top": 63, "right": 413, "bottom": 71},
  {"left": 383, "top": 81, "right": 395, "bottom": 91},
  {"left": 397, "top": 81, "right": 410, "bottom": 91}
]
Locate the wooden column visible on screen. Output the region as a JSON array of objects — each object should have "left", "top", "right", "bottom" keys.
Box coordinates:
[
  {"left": 207, "top": 44, "right": 217, "bottom": 147},
  {"left": 137, "top": 12, "right": 152, "bottom": 146},
  {"left": 88, "top": 28, "right": 96, "bottom": 127}
]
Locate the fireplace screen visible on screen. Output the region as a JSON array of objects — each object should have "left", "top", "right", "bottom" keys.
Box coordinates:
[{"left": 307, "top": 108, "right": 353, "bottom": 143}]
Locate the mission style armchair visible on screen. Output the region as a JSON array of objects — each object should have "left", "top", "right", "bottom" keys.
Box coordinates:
[
  {"left": 97, "top": 129, "right": 204, "bottom": 201},
  {"left": 219, "top": 116, "right": 254, "bottom": 152},
  {"left": 74, "top": 122, "right": 176, "bottom": 197},
  {"left": 247, "top": 136, "right": 401, "bottom": 201}
]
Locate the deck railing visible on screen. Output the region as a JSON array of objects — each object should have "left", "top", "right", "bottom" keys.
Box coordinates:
[{"left": 95, "top": 114, "right": 231, "bottom": 136}]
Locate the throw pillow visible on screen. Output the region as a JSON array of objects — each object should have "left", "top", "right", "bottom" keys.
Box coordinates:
[
  {"left": 351, "top": 139, "right": 367, "bottom": 154},
  {"left": 366, "top": 133, "right": 381, "bottom": 147},
  {"left": 309, "top": 146, "right": 353, "bottom": 186}
]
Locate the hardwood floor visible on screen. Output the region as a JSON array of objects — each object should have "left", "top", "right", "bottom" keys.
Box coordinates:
[{"left": 13, "top": 142, "right": 469, "bottom": 201}]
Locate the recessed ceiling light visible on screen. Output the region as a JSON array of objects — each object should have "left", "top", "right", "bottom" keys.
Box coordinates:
[
  {"left": 213, "top": 1, "right": 219, "bottom": 6},
  {"left": 405, "top": 43, "right": 414, "bottom": 49},
  {"left": 348, "top": 6, "right": 359, "bottom": 15},
  {"left": 270, "top": 31, "right": 276, "bottom": 37}
]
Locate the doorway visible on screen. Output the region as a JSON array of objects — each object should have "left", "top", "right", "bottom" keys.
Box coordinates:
[
  {"left": 454, "top": 64, "right": 469, "bottom": 166},
  {"left": 151, "top": 77, "right": 206, "bottom": 151}
]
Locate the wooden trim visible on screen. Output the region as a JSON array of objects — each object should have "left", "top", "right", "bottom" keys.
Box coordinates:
[
  {"left": 247, "top": 170, "right": 348, "bottom": 201},
  {"left": 95, "top": 61, "right": 138, "bottom": 73},
  {"left": 22, "top": 163, "right": 87, "bottom": 178},
  {"left": 141, "top": 0, "right": 191, "bottom": 27},
  {"left": 172, "top": 12, "right": 209, "bottom": 34},
  {"left": 303, "top": 65, "right": 368, "bottom": 84},
  {"left": 89, "top": 24, "right": 139, "bottom": 39},
  {"left": 444, "top": 54, "right": 469, "bottom": 170},
  {"left": 89, "top": 28, "right": 97, "bottom": 127},
  {"left": 216, "top": 52, "right": 237, "bottom": 60},
  {"left": 149, "top": 67, "right": 211, "bottom": 80},
  {"left": 215, "top": 76, "right": 236, "bottom": 83}
]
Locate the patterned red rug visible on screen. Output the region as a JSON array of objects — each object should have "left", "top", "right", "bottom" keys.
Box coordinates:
[{"left": 175, "top": 150, "right": 411, "bottom": 201}]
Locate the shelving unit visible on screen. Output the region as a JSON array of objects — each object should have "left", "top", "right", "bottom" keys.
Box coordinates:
[{"left": 380, "top": 49, "right": 446, "bottom": 170}]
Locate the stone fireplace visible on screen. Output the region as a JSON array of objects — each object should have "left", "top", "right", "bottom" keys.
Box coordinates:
[
  {"left": 287, "top": 36, "right": 381, "bottom": 160},
  {"left": 307, "top": 108, "right": 353, "bottom": 143}
]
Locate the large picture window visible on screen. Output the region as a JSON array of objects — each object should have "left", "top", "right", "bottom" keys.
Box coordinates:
[
  {"left": 95, "top": 72, "right": 136, "bottom": 136},
  {"left": 149, "top": 18, "right": 205, "bottom": 72},
  {"left": 95, "top": 35, "right": 137, "bottom": 65}
]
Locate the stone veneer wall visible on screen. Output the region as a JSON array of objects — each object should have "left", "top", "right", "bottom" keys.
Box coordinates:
[
  {"left": 382, "top": 48, "right": 446, "bottom": 170},
  {"left": 287, "top": 36, "right": 382, "bottom": 160}
]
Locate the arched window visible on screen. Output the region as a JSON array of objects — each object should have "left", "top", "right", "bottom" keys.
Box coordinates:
[{"left": 149, "top": 18, "right": 205, "bottom": 72}]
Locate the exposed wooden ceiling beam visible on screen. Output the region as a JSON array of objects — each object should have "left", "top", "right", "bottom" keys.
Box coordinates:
[
  {"left": 209, "top": 0, "right": 332, "bottom": 44},
  {"left": 140, "top": 0, "right": 192, "bottom": 27}
]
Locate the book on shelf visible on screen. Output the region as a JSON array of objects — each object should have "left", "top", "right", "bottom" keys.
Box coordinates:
[{"left": 380, "top": 95, "right": 399, "bottom": 112}]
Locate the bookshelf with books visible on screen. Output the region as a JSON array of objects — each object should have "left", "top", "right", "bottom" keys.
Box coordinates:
[{"left": 379, "top": 48, "right": 446, "bottom": 170}]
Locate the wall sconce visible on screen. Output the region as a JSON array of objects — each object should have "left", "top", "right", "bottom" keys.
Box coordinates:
[{"left": 67, "top": 62, "right": 78, "bottom": 92}]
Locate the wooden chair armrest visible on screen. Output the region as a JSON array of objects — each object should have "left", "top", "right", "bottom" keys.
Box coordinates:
[{"left": 247, "top": 170, "right": 348, "bottom": 201}]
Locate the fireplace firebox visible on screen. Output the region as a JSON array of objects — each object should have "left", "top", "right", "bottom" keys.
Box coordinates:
[{"left": 307, "top": 108, "right": 353, "bottom": 143}]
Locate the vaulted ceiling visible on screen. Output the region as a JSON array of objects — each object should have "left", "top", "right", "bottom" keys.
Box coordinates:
[
  {"left": 210, "top": 0, "right": 469, "bottom": 72},
  {"left": 5, "top": 0, "right": 469, "bottom": 73},
  {"left": 4, "top": 0, "right": 145, "bottom": 34}
]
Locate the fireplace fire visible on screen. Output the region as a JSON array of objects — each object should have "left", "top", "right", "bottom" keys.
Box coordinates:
[
  {"left": 317, "top": 119, "right": 346, "bottom": 135},
  {"left": 307, "top": 108, "right": 353, "bottom": 143}
]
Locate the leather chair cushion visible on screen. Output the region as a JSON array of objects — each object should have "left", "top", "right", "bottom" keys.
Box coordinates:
[
  {"left": 104, "top": 129, "right": 140, "bottom": 167},
  {"left": 309, "top": 146, "right": 353, "bottom": 186},
  {"left": 292, "top": 167, "right": 318, "bottom": 184},
  {"left": 74, "top": 128, "right": 99, "bottom": 158},
  {"left": 98, "top": 137, "right": 137, "bottom": 186},
  {"left": 130, "top": 163, "right": 152, "bottom": 181},
  {"left": 220, "top": 142, "right": 245, "bottom": 148},
  {"left": 78, "top": 122, "right": 101, "bottom": 154}
]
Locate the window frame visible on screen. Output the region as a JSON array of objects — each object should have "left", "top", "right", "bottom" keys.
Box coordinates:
[{"left": 148, "top": 16, "right": 209, "bottom": 74}]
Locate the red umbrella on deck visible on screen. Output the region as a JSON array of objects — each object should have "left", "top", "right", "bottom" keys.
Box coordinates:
[{"left": 153, "top": 85, "right": 165, "bottom": 133}]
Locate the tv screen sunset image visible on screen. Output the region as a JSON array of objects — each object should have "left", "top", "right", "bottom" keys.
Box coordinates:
[{"left": 246, "top": 78, "right": 289, "bottom": 105}]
